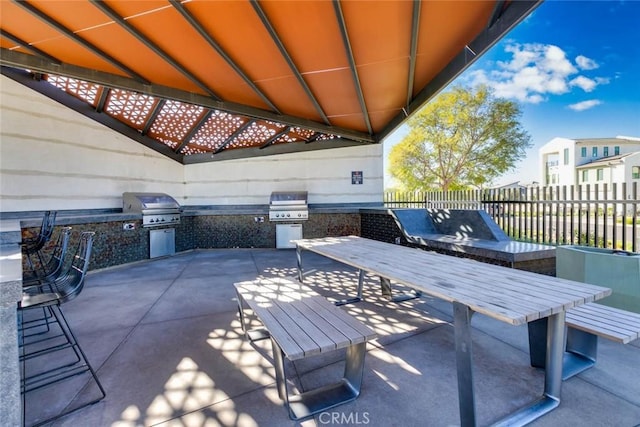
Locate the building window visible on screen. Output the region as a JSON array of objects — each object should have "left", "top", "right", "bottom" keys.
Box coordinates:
[
  {"left": 563, "top": 148, "right": 569, "bottom": 165},
  {"left": 597, "top": 168, "right": 604, "bottom": 181},
  {"left": 592, "top": 147, "right": 598, "bottom": 157},
  {"left": 615, "top": 146, "right": 620, "bottom": 155},
  {"left": 581, "top": 147, "right": 587, "bottom": 157},
  {"left": 633, "top": 166, "right": 640, "bottom": 179},
  {"left": 603, "top": 146, "right": 609, "bottom": 157},
  {"left": 582, "top": 170, "right": 588, "bottom": 182}
]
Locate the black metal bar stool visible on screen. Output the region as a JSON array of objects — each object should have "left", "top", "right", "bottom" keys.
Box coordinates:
[
  {"left": 21, "top": 211, "right": 57, "bottom": 273},
  {"left": 19, "top": 231, "right": 106, "bottom": 427}
]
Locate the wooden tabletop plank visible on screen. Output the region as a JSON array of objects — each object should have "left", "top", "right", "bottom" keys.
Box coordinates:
[{"left": 298, "top": 239, "right": 546, "bottom": 323}]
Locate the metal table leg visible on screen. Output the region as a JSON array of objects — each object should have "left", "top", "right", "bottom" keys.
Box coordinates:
[
  {"left": 296, "top": 246, "right": 304, "bottom": 283},
  {"left": 454, "top": 305, "right": 567, "bottom": 427},
  {"left": 380, "top": 276, "right": 422, "bottom": 302},
  {"left": 335, "top": 269, "right": 365, "bottom": 306},
  {"left": 492, "top": 313, "right": 565, "bottom": 427},
  {"left": 453, "top": 302, "right": 476, "bottom": 427}
]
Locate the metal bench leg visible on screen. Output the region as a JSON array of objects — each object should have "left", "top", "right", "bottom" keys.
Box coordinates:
[
  {"left": 564, "top": 327, "right": 598, "bottom": 379},
  {"left": 271, "top": 337, "right": 288, "bottom": 401},
  {"left": 236, "top": 291, "right": 269, "bottom": 342},
  {"left": 271, "top": 337, "right": 367, "bottom": 421},
  {"left": 528, "top": 318, "right": 597, "bottom": 380},
  {"left": 343, "top": 341, "right": 367, "bottom": 396}
]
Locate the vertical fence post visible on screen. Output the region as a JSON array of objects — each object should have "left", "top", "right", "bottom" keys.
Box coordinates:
[
  {"left": 561, "top": 185, "right": 567, "bottom": 245},
  {"left": 576, "top": 185, "right": 583, "bottom": 245},
  {"left": 603, "top": 183, "right": 609, "bottom": 249},
  {"left": 622, "top": 182, "right": 628, "bottom": 250},
  {"left": 591, "top": 183, "right": 600, "bottom": 247},
  {"left": 586, "top": 184, "right": 593, "bottom": 247},
  {"left": 568, "top": 184, "right": 573, "bottom": 245},
  {"left": 632, "top": 183, "right": 638, "bottom": 253},
  {"left": 542, "top": 187, "right": 548, "bottom": 243}
]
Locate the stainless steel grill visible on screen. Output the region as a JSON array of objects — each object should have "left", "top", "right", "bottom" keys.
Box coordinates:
[
  {"left": 122, "top": 192, "right": 181, "bottom": 228},
  {"left": 269, "top": 191, "right": 308, "bottom": 222}
]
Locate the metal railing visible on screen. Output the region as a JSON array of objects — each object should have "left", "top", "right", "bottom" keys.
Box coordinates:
[{"left": 384, "top": 183, "right": 640, "bottom": 252}]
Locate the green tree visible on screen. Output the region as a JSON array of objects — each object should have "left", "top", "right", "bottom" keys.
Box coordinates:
[{"left": 388, "top": 85, "right": 531, "bottom": 191}]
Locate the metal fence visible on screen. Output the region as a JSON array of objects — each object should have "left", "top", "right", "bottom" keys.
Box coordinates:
[{"left": 384, "top": 183, "right": 640, "bottom": 252}]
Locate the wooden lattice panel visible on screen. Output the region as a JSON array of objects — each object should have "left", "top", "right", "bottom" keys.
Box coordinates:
[
  {"left": 315, "top": 134, "right": 339, "bottom": 142},
  {"left": 41, "top": 74, "right": 342, "bottom": 160},
  {"left": 187, "top": 110, "right": 248, "bottom": 152},
  {"left": 46, "top": 75, "right": 100, "bottom": 106},
  {"left": 227, "top": 120, "right": 286, "bottom": 150},
  {"left": 104, "top": 89, "right": 158, "bottom": 129},
  {"left": 180, "top": 144, "right": 209, "bottom": 155},
  {"left": 271, "top": 127, "right": 317, "bottom": 145},
  {"left": 147, "top": 100, "right": 205, "bottom": 150}
]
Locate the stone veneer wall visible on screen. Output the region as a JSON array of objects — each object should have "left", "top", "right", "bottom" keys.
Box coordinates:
[
  {"left": 22, "top": 213, "right": 360, "bottom": 270},
  {"left": 361, "top": 211, "right": 556, "bottom": 275},
  {"left": 361, "top": 210, "right": 408, "bottom": 245},
  {"left": 190, "top": 213, "right": 360, "bottom": 249},
  {"left": 22, "top": 221, "right": 149, "bottom": 271}
]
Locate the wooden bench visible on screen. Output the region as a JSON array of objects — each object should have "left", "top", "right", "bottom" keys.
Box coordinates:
[
  {"left": 234, "top": 277, "right": 377, "bottom": 421},
  {"left": 528, "top": 303, "right": 640, "bottom": 379}
]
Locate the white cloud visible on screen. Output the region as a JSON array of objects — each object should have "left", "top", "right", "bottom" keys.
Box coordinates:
[
  {"left": 468, "top": 43, "right": 610, "bottom": 104},
  {"left": 541, "top": 45, "right": 577, "bottom": 76},
  {"left": 568, "top": 100, "right": 602, "bottom": 111},
  {"left": 570, "top": 76, "right": 597, "bottom": 92},
  {"left": 576, "top": 55, "right": 599, "bottom": 70}
]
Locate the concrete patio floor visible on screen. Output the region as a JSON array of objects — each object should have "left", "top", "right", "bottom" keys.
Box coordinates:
[{"left": 23, "top": 248, "right": 640, "bottom": 427}]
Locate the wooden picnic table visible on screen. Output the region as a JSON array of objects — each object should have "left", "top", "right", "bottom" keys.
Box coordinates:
[{"left": 295, "top": 236, "right": 612, "bottom": 427}]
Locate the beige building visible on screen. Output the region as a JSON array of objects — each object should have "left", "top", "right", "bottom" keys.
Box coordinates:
[{"left": 539, "top": 136, "right": 640, "bottom": 189}]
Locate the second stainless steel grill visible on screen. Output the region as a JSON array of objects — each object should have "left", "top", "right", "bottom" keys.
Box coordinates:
[
  {"left": 269, "top": 191, "right": 308, "bottom": 222},
  {"left": 122, "top": 192, "right": 181, "bottom": 228}
]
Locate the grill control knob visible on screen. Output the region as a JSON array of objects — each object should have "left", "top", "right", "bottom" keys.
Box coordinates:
[{"left": 286, "top": 213, "right": 290, "bottom": 217}]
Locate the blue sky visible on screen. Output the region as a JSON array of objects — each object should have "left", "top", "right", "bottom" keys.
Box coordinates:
[{"left": 383, "top": 0, "right": 640, "bottom": 188}]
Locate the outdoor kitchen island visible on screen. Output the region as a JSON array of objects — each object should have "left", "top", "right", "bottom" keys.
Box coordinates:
[{"left": 11, "top": 204, "right": 363, "bottom": 270}]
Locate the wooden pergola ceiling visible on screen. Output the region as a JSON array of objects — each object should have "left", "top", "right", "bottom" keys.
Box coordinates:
[{"left": 0, "top": 0, "right": 541, "bottom": 164}]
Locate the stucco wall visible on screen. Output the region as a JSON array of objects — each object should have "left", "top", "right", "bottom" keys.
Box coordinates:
[
  {"left": 1, "top": 75, "right": 383, "bottom": 213},
  {"left": 184, "top": 145, "right": 383, "bottom": 206},
  {"left": 0, "top": 76, "right": 184, "bottom": 212}
]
